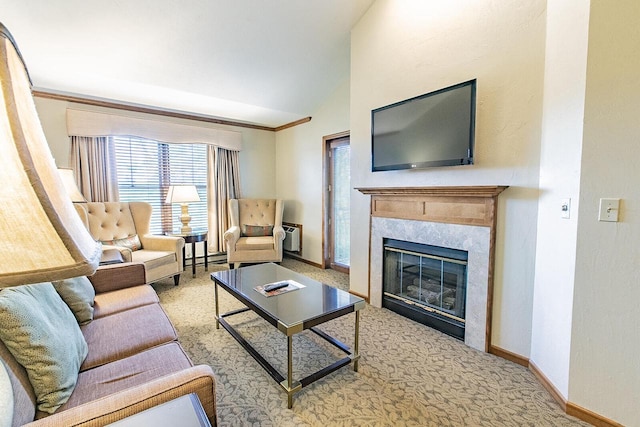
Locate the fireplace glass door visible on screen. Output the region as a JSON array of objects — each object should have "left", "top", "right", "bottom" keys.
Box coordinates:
[{"left": 383, "top": 239, "right": 467, "bottom": 338}]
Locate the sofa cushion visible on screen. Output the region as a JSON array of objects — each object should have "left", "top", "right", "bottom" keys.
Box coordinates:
[
  {"left": 0, "top": 283, "right": 88, "bottom": 414},
  {"left": 80, "top": 303, "right": 178, "bottom": 371},
  {"left": 56, "top": 342, "right": 192, "bottom": 413},
  {"left": 52, "top": 276, "right": 95, "bottom": 325},
  {"left": 236, "top": 236, "right": 275, "bottom": 251},
  {"left": 242, "top": 224, "right": 274, "bottom": 237},
  {"left": 93, "top": 285, "right": 158, "bottom": 319},
  {"left": 131, "top": 250, "right": 176, "bottom": 270}
]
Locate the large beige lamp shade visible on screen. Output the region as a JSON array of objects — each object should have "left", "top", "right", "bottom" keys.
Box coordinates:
[
  {"left": 0, "top": 23, "right": 101, "bottom": 287},
  {"left": 165, "top": 185, "right": 201, "bottom": 234},
  {"left": 57, "top": 168, "right": 86, "bottom": 202}
]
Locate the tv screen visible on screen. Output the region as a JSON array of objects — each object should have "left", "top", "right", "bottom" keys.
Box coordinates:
[{"left": 371, "top": 79, "right": 476, "bottom": 172}]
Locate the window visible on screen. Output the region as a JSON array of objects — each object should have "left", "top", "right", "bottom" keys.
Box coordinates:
[{"left": 113, "top": 136, "right": 207, "bottom": 234}]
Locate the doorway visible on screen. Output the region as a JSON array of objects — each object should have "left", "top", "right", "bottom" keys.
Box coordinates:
[{"left": 324, "top": 131, "right": 350, "bottom": 273}]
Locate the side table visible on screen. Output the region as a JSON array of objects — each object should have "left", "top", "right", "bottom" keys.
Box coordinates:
[
  {"left": 106, "top": 393, "right": 211, "bottom": 426},
  {"left": 172, "top": 230, "right": 208, "bottom": 278}
]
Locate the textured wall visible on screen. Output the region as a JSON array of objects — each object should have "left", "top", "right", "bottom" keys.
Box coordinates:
[
  {"left": 275, "top": 80, "right": 350, "bottom": 265},
  {"left": 530, "top": 0, "right": 589, "bottom": 398},
  {"left": 350, "top": 0, "right": 546, "bottom": 357},
  {"left": 569, "top": 1, "right": 640, "bottom": 424}
]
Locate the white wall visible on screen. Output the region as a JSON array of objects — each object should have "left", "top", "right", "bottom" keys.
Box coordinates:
[
  {"left": 275, "top": 80, "right": 350, "bottom": 265},
  {"left": 530, "top": 0, "right": 590, "bottom": 399},
  {"left": 350, "top": 0, "right": 546, "bottom": 356},
  {"left": 33, "top": 97, "right": 277, "bottom": 198},
  {"left": 569, "top": 1, "right": 640, "bottom": 424}
]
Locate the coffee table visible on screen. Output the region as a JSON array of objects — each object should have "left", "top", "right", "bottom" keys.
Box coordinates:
[{"left": 211, "top": 263, "right": 365, "bottom": 408}]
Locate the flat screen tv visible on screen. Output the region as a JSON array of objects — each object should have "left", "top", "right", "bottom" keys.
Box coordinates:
[{"left": 371, "top": 79, "right": 476, "bottom": 172}]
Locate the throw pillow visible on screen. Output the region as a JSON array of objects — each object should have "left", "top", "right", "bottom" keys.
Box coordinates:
[
  {"left": 100, "top": 234, "right": 142, "bottom": 251},
  {"left": 242, "top": 224, "right": 274, "bottom": 237},
  {"left": 0, "top": 283, "right": 88, "bottom": 414},
  {"left": 52, "top": 276, "right": 96, "bottom": 325}
]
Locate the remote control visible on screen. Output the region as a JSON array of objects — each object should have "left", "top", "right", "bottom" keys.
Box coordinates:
[{"left": 264, "top": 282, "right": 288, "bottom": 292}]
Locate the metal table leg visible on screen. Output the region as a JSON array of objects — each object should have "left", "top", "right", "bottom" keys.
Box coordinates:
[
  {"left": 354, "top": 310, "right": 360, "bottom": 372},
  {"left": 191, "top": 241, "right": 196, "bottom": 277},
  {"left": 214, "top": 282, "right": 220, "bottom": 329},
  {"left": 287, "top": 335, "right": 293, "bottom": 409}
]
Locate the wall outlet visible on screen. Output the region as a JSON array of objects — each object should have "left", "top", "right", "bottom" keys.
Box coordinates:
[{"left": 598, "top": 198, "right": 620, "bottom": 222}]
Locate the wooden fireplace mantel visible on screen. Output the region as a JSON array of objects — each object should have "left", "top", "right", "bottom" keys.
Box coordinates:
[
  {"left": 357, "top": 185, "right": 509, "bottom": 352},
  {"left": 356, "top": 186, "right": 508, "bottom": 227}
]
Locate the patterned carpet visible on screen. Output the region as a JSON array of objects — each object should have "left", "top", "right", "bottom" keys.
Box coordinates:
[{"left": 152, "top": 258, "right": 588, "bottom": 427}]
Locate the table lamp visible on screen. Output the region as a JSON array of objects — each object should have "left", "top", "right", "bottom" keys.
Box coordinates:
[
  {"left": 0, "top": 22, "right": 101, "bottom": 287},
  {"left": 165, "top": 185, "right": 201, "bottom": 234},
  {"left": 57, "top": 168, "right": 86, "bottom": 202}
]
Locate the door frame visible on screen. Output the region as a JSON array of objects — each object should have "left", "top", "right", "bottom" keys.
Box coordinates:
[{"left": 322, "top": 130, "right": 350, "bottom": 273}]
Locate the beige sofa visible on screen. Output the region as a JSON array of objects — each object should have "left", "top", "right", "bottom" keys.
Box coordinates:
[
  {"left": 224, "top": 199, "right": 285, "bottom": 268},
  {"left": 0, "top": 263, "right": 216, "bottom": 426},
  {"left": 75, "top": 202, "right": 185, "bottom": 286}
]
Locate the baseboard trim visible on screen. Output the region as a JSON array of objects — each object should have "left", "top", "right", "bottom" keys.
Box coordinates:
[
  {"left": 487, "top": 348, "right": 622, "bottom": 426},
  {"left": 488, "top": 345, "right": 528, "bottom": 367},
  {"left": 283, "top": 253, "right": 323, "bottom": 269},
  {"left": 527, "top": 360, "right": 622, "bottom": 427},
  {"left": 566, "top": 403, "right": 624, "bottom": 427},
  {"left": 528, "top": 360, "right": 568, "bottom": 412}
]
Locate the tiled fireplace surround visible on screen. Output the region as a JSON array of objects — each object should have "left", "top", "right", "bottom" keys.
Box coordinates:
[{"left": 357, "top": 186, "right": 507, "bottom": 352}]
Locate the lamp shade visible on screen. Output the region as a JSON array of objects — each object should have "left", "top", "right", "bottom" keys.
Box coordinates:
[
  {"left": 57, "top": 168, "right": 86, "bottom": 202},
  {"left": 165, "top": 185, "right": 201, "bottom": 204},
  {"left": 0, "top": 23, "right": 101, "bottom": 287}
]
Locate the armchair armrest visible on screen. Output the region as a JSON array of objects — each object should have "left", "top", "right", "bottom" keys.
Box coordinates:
[
  {"left": 23, "top": 365, "right": 217, "bottom": 427},
  {"left": 139, "top": 234, "right": 185, "bottom": 267},
  {"left": 272, "top": 225, "right": 285, "bottom": 242},
  {"left": 88, "top": 263, "right": 146, "bottom": 294},
  {"left": 223, "top": 226, "right": 240, "bottom": 245},
  {"left": 102, "top": 244, "right": 132, "bottom": 263}
]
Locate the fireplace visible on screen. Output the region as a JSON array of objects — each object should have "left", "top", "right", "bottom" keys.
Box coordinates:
[
  {"left": 357, "top": 186, "right": 507, "bottom": 352},
  {"left": 383, "top": 239, "right": 467, "bottom": 340}
]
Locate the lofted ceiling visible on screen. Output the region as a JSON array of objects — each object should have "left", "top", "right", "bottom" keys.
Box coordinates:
[{"left": 1, "top": 0, "right": 374, "bottom": 127}]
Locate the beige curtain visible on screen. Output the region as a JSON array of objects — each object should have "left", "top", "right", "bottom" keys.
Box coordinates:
[
  {"left": 70, "top": 136, "right": 119, "bottom": 202},
  {"left": 207, "top": 146, "right": 241, "bottom": 253}
]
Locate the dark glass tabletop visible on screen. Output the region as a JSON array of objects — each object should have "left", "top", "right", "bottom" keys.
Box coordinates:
[{"left": 211, "top": 263, "right": 364, "bottom": 331}]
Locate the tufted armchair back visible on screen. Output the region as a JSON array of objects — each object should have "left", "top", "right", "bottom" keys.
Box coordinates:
[
  {"left": 75, "top": 202, "right": 184, "bottom": 285},
  {"left": 84, "top": 202, "right": 150, "bottom": 241},
  {"left": 232, "top": 199, "right": 280, "bottom": 230},
  {"left": 224, "top": 199, "right": 285, "bottom": 268}
]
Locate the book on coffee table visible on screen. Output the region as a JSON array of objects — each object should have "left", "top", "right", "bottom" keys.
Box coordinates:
[{"left": 254, "top": 280, "right": 305, "bottom": 297}]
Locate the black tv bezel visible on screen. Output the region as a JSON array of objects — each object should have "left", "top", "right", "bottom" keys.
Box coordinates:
[{"left": 371, "top": 79, "right": 477, "bottom": 172}]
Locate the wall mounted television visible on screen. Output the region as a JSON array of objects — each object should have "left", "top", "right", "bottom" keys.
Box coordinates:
[{"left": 371, "top": 79, "right": 476, "bottom": 172}]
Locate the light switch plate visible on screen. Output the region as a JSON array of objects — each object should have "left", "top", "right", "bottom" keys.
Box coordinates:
[
  {"left": 561, "top": 198, "right": 571, "bottom": 219},
  {"left": 598, "top": 198, "right": 620, "bottom": 222}
]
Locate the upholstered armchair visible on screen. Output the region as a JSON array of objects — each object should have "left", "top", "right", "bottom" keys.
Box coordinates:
[
  {"left": 224, "top": 199, "right": 285, "bottom": 269},
  {"left": 75, "top": 202, "right": 185, "bottom": 285}
]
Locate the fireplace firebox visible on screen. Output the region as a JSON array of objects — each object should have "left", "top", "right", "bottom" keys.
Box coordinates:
[{"left": 382, "top": 239, "right": 468, "bottom": 340}]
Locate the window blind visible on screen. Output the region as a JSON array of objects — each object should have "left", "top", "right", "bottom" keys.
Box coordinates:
[{"left": 113, "top": 136, "right": 207, "bottom": 235}]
